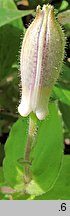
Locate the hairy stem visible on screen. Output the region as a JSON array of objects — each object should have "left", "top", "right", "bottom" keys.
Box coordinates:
[{"left": 24, "top": 113, "right": 37, "bottom": 184}]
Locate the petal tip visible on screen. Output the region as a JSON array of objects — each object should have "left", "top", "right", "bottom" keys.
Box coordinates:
[
  {"left": 18, "top": 101, "right": 31, "bottom": 117},
  {"left": 36, "top": 110, "right": 48, "bottom": 120}
]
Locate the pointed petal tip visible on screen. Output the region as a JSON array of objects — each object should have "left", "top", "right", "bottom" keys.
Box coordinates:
[
  {"left": 36, "top": 5, "right": 41, "bottom": 13},
  {"left": 36, "top": 5, "right": 42, "bottom": 18},
  {"left": 43, "top": 4, "right": 54, "bottom": 11}
]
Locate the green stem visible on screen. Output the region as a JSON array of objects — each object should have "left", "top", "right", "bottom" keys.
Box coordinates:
[
  {"left": 24, "top": 113, "right": 37, "bottom": 184},
  {"left": 24, "top": 135, "right": 32, "bottom": 183}
]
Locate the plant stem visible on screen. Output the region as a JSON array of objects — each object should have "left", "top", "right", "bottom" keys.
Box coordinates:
[
  {"left": 24, "top": 135, "right": 32, "bottom": 183},
  {"left": 24, "top": 113, "right": 37, "bottom": 184}
]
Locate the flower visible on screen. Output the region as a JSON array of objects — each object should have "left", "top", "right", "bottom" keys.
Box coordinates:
[{"left": 18, "top": 4, "right": 65, "bottom": 120}]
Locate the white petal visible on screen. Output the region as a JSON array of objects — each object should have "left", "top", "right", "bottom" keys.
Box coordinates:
[
  {"left": 20, "top": 8, "right": 43, "bottom": 91},
  {"left": 35, "top": 87, "right": 51, "bottom": 120},
  {"left": 18, "top": 90, "right": 32, "bottom": 117},
  {"left": 36, "top": 110, "right": 48, "bottom": 120}
]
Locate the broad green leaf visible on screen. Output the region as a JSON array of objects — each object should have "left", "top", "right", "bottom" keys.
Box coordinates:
[
  {"left": 0, "top": 8, "right": 33, "bottom": 28},
  {"left": 0, "top": 0, "right": 17, "bottom": 10},
  {"left": 3, "top": 103, "right": 63, "bottom": 196},
  {"left": 0, "top": 144, "right": 5, "bottom": 166},
  {"left": 0, "top": 167, "right": 5, "bottom": 186},
  {"left": 0, "top": 0, "right": 24, "bottom": 29},
  {"left": 27, "top": 103, "right": 63, "bottom": 195},
  {"left": 54, "top": 65, "right": 70, "bottom": 105},
  {"left": 53, "top": 86, "right": 70, "bottom": 106},
  {"left": 59, "top": 0, "right": 69, "bottom": 12},
  {"left": 59, "top": 102, "right": 70, "bottom": 131},
  {"left": 35, "top": 156, "right": 70, "bottom": 200},
  {"left": 3, "top": 117, "right": 28, "bottom": 187},
  {"left": 61, "top": 64, "right": 70, "bottom": 83},
  {"left": 12, "top": 156, "right": 70, "bottom": 200}
]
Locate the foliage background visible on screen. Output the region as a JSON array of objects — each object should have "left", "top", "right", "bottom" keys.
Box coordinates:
[{"left": 0, "top": 0, "right": 70, "bottom": 200}]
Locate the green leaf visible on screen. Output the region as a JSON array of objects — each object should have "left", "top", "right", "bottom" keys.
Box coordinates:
[
  {"left": 3, "top": 116, "right": 29, "bottom": 187},
  {"left": 3, "top": 103, "right": 63, "bottom": 196},
  {"left": 59, "top": 102, "right": 70, "bottom": 131},
  {"left": 59, "top": 0, "right": 69, "bottom": 12},
  {"left": 0, "top": 8, "right": 33, "bottom": 28},
  {"left": 3, "top": 117, "right": 28, "bottom": 187},
  {"left": 0, "top": 0, "right": 24, "bottom": 30},
  {"left": 0, "top": 167, "right": 5, "bottom": 186},
  {"left": 53, "top": 86, "right": 70, "bottom": 106},
  {"left": 61, "top": 64, "right": 70, "bottom": 83},
  {"left": 0, "top": 0, "right": 17, "bottom": 10},
  {"left": 27, "top": 103, "right": 63, "bottom": 195},
  {"left": 35, "top": 156, "right": 70, "bottom": 200},
  {"left": 0, "top": 144, "right": 5, "bottom": 166},
  {"left": 54, "top": 65, "right": 70, "bottom": 106}
]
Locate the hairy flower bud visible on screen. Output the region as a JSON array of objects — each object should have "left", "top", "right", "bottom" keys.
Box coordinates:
[{"left": 18, "top": 4, "right": 65, "bottom": 120}]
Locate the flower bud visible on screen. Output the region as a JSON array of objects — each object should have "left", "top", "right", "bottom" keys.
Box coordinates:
[{"left": 18, "top": 4, "right": 65, "bottom": 120}]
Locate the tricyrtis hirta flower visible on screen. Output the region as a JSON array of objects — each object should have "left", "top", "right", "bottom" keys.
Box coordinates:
[{"left": 18, "top": 4, "right": 65, "bottom": 120}]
